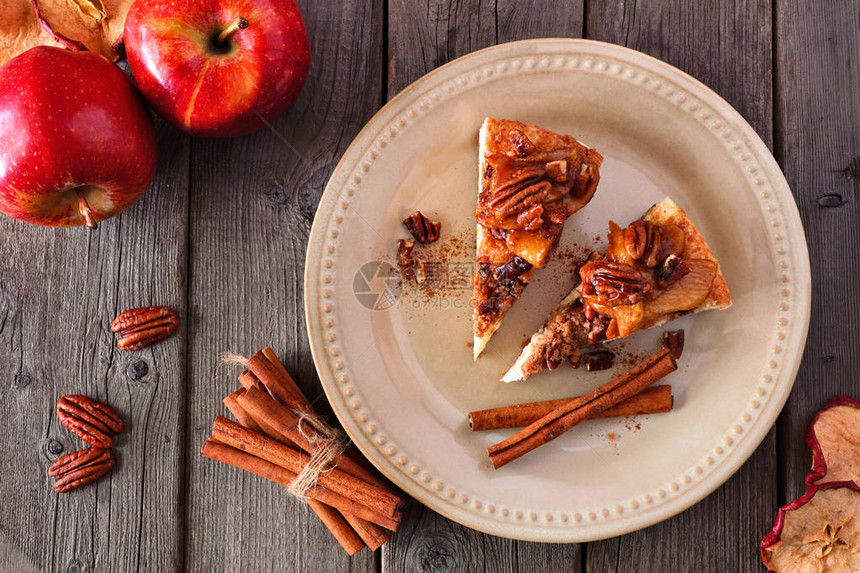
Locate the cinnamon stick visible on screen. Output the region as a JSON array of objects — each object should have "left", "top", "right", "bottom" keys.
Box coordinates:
[
  {"left": 200, "top": 438, "right": 390, "bottom": 536},
  {"left": 223, "top": 388, "right": 265, "bottom": 433},
  {"left": 238, "top": 370, "right": 265, "bottom": 392},
  {"left": 309, "top": 500, "right": 366, "bottom": 555},
  {"left": 342, "top": 513, "right": 390, "bottom": 551},
  {"left": 469, "top": 385, "right": 674, "bottom": 431},
  {"left": 487, "top": 348, "right": 677, "bottom": 469},
  {"left": 248, "top": 350, "right": 308, "bottom": 411},
  {"left": 211, "top": 415, "right": 403, "bottom": 519}
]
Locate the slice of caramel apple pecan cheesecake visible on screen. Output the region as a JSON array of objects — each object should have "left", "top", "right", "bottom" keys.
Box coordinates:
[
  {"left": 473, "top": 117, "right": 603, "bottom": 358},
  {"left": 502, "top": 198, "right": 731, "bottom": 382}
]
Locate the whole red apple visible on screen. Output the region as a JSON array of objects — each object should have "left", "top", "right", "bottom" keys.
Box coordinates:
[
  {"left": 0, "top": 46, "right": 157, "bottom": 229},
  {"left": 124, "top": 0, "right": 311, "bottom": 138}
]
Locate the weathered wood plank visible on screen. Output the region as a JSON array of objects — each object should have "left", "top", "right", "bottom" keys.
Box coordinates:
[
  {"left": 0, "top": 117, "right": 190, "bottom": 572},
  {"left": 182, "top": 0, "right": 384, "bottom": 570},
  {"left": 584, "top": 1, "right": 776, "bottom": 571},
  {"left": 774, "top": 0, "right": 860, "bottom": 503},
  {"left": 384, "top": 1, "right": 584, "bottom": 571}
]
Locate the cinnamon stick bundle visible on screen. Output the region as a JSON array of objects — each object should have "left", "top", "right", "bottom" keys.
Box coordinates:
[
  {"left": 469, "top": 385, "right": 674, "bottom": 431},
  {"left": 204, "top": 347, "right": 406, "bottom": 554},
  {"left": 221, "top": 386, "right": 386, "bottom": 552},
  {"left": 231, "top": 380, "right": 396, "bottom": 546},
  {"left": 487, "top": 348, "right": 678, "bottom": 469},
  {"left": 213, "top": 413, "right": 403, "bottom": 520}
]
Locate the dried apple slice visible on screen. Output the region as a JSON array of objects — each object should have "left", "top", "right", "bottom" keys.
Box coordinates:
[
  {"left": 806, "top": 395, "right": 860, "bottom": 487},
  {"left": 33, "top": 0, "right": 133, "bottom": 61},
  {"left": 642, "top": 258, "right": 718, "bottom": 324},
  {"left": 0, "top": 0, "right": 65, "bottom": 66},
  {"left": 761, "top": 482, "right": 860, "bottom": 572}
]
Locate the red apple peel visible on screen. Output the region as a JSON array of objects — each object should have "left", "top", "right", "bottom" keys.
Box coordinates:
[
  {"left": 0, "top": 47, "right": 157, "bottom": 228},
  {"left": 124, "top": 0, "right": 311, "bottom": 137}
]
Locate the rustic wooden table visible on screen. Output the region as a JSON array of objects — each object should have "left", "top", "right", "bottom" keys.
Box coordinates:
[{"left": 1, "top": 1, "right": 856, "bottom": 571}]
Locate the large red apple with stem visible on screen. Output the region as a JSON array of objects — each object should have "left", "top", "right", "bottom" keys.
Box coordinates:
[
  {"left": 123, "top": 0, "right": 311, "bottom": 138},
  {"left": 0, "top": 46, "right": 158, "bottom": 229}
]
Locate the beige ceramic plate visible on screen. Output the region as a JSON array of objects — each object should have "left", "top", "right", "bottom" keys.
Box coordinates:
[{"left": 305, "top": 39, "right": 810, "bottom": 542}]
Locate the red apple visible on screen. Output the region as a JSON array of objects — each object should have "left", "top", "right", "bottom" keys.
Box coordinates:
[
  {"left": 0, "top": 46, "right": 157, "bottom": 228},
  {"left": 123, "top": 0, "right": 311, "bottom": 138}
]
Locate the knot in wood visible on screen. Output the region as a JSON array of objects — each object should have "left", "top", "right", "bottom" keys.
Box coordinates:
[
  {"left": 817, "top": 194, "right": 845, "bottom": 208},
  {"left": 127, "top": 360, "right": 149, "bottom": 381},
  {"left": 12, "top": 373, "right": 30, "bottom": 389},
  {"left": 46, "top": 439, "right": 64, "bottom": 456},
  {"left": 412, "top": 534, "right": 457, "bottom": 572}
]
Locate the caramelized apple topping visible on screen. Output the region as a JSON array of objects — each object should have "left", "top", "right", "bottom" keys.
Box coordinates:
[
  {"left": 476, "top": 148, "right": 600, "bottom": 231},
  {"left": 642, "top": 259, "right": 718, "bottom": 324},
  {"left": 579, "top": 212, "right": 719, "bottom": 339},
  {"left": 580, "top": 261, "right": 651, "bottom": 305}
]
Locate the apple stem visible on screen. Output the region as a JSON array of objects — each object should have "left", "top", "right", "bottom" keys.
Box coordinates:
[
  {"left": 217, "top": 17, "right": 249, "bottom": 46},
  {"left": 76, "top": 189, "right": 97, "bottom": 230}
]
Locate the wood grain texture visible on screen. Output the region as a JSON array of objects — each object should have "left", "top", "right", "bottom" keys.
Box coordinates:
[
  {"left": 182, "top": 0, "right": 384, "bottom": 570},
  {"left": 384, "top": 1, "right": 584, "bottom": 570},
  {"left": 0, "top": 117, "right": 189, "bottom": 572},
  {"left": 774, "top": 0, "right": 860, "bottom": 503},
  {"left": 387, "top": 0, "right": 583, "bottom": 97},
  {"left": 0, "top": 1, "right": 850, "bottom": 570},
  {"left": 584, "top": 1, "right": 777, "bottom": 571}
]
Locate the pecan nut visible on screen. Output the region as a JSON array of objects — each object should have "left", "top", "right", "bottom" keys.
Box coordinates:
[
  {"left": 655, "top": 254, "right": 691, "bottom": 288},
  {"left": 57, "top": 395, "right": 124, "bottom": 448},
  {"left": 397, "top": 239, "right": 426, "bottom": 284},
  {"left": 585, "top": 350, "right": 616, "bottom": 371},
  {"left": 624, "top": 220, "right": 664, "bottom": 267},
  {"left": 49, "top": 447, "right": 114, "bottom": 493},
  {"left": 494, "top": 256, "right": 532, "bottom": 282},
  {"left": 662, "top": 330, "right": 685, "bottom": 360},
  {"left": 545, "top": 159, "right": 568, "bottom": 183},
  {"left": 516, "top": 204, "right": 545, "bottom": 231},
  {"left": 402, "top": 211, "right": 441, "bottom": 243},
  {"left": 580, "top": 261, "right": 651, "bottom": 305},
  {"left": 485, "top": 167, "right": 552, "bottom": 219},
  {"left": 509, "top": 129, "right": 536, "bottom": 157},
  {"left": 112, "top": 306, "right": 179, "bottom": 351}
]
